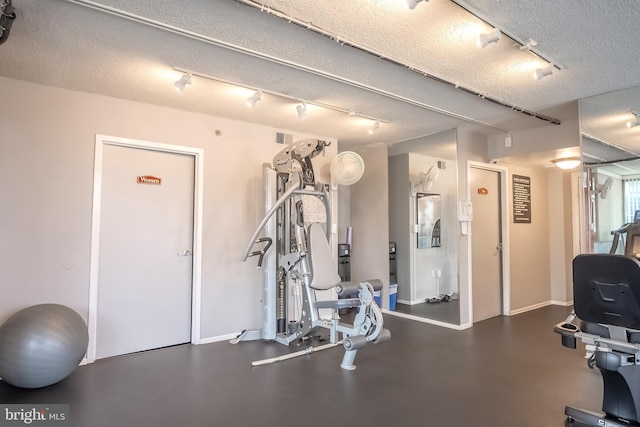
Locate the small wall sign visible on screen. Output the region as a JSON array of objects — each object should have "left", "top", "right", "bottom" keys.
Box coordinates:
[{"left": 137, "top": 175, "right": 162, "bottom": 185}]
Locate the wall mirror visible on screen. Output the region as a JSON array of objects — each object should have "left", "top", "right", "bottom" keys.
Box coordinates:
[
  {"left": 388, "top": 129, "right": 460, "bottom": 325},
  {"left": 580, "top": 85, "right": 640, "bottom": 256},
  {"left": 416, "top": 193, "right": 441, "bottom": 249}
]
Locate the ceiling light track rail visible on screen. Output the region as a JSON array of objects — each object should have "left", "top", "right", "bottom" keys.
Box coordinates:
[
  {"left": 235, "top": 0, "right": 560, "bottom": 126},
  {"left": 449, "top": 0, "right": 563, "bottom": 71},
  {"left": 173, "top": 67, "right": 389, "bottom": 124}
]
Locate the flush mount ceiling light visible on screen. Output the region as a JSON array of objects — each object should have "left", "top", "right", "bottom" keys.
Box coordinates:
[
  {"left": 368, "top": 120, "right": 380, "bottom": 135},
  {"left": 477, "top": 28, "right": 501, "bottom": 48},
  {"left": 296, "top": 101, "right": 307, "bottom": 119},
  {"left": 406, "top": 0, "right": 428, "bottom": 10},
  {"left": 551, "top": 157, "right": 581, "bottom": 170},
  {"left": 534, "top": 64, "right": 554, "bottom": 80},
  {"left": 246, "top": 90, "right": 262, "bottom": 107},
  {"left": 627, "top": 111, "right": 640, "bottom": 128},
  {"left": 174, "top": 72, "right": 192, "bottom": 92}
]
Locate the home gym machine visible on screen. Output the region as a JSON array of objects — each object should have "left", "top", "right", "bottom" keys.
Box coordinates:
[
  {"left": 235, "top": 138, "right": 390, "bottom": 370},
  {"left": 554, "top": 254, "right": 640, "bottom": 427}
]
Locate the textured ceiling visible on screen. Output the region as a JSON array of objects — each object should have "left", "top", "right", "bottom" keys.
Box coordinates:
[{"left": 0, "top": 0, "right": 638, "bottom": 152}]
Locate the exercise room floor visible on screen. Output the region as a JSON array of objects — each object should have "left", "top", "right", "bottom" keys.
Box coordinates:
[
  {"left": 0, "top": 305, "right": 598, "bottom": 427},
  {"left": 395, "top": 299, "right": 460, "bottom": 324}
]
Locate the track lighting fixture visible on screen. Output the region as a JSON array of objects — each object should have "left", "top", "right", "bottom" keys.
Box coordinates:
[
  {"left": 296, "top": 102, "right": 307, "bottom": 119},
  {"left": 533, "top": 65, "right": 554, "bottom": 80},
  {"left": 172, "top": 67, "right": 388, "bottom": 126},
  {"left": 406, "top": 0, "right": 428, "bottom": 10},
  {"left": 174, "top": 72, "right": 192, "bottom": 92},
  {"left": 246, "top": 90, "right": 262, "bottom": 107},
  {"left": 368, "top": 121, "right": 380, "bottom": 135},
  {"left": 627, "top": 112, "right": 640, "bottom": 128},
  {"left": 477, "top": 28, "right": 501, "bottom": 48}
]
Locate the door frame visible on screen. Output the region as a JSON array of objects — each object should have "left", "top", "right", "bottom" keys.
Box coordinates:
[
  {"left": 87, "top": 134, "right": 204, "bottom": 363},
  {"left": 466, "top": 161, "right": 511, "bottom": 323}
]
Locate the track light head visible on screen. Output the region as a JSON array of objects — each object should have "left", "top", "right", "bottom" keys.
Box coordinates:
[
  {"left": 627, "top": 111, "right": 640, "bottom": 128},
  {"left": 533, "top": 65, "right": 554, "bottom": 80},
  {"left": 368, "top": 120, "right": 380, "bottom": 135},
  {"left": 296, "top": 102, "right": 307, "bottom": 119},
  {"left": 174, "top": 73, "right": 191, "bottom": 92},
  {"left": 246, "top": 90, "right": 262, "bottom": 107},
  {"left": 174, "top": 72, "right": 192, "bottom": 92},
  {"left": 477, "top": 28, "right": 501, "bottom": 48},
  {"left": 406, "top": 0, "right": 428, "bottom": 10}
]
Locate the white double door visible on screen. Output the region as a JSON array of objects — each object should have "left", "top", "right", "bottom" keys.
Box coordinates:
[{"left": 96, "top": 143, "right": 194, "bottom": 359}]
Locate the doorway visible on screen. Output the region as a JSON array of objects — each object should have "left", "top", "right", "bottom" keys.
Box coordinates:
[
  {"left": 469, "top": 163, "right": 510, "bottom": 323},
  {"left": 88, "top": 135, "right": 204, "bottom": 362}
]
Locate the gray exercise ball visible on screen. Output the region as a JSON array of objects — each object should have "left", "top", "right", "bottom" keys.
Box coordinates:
[{"left": 0, "top": 304, "right": 88, "bottom": 388}]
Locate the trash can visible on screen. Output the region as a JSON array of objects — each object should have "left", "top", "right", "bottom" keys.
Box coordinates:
[{"left": 389, "top": 283, "right": 398, "bottom": 310}]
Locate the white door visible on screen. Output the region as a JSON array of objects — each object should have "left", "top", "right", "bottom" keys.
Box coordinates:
[
  {"left": 96, "top": 144, "right": 194, "bottom": 359},
  {"left": 471, "top": 167, "right": 503, "bottom": 322}
]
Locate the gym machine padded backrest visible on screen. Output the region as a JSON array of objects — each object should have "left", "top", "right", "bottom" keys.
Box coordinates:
[
  {"left": 308, "top": 223, "right": 342, "bottom": 291},
  {"left": 555, "top": 254, "right": 640, "bottom": 427},
  {"left": 573, "top": 254, "right": 640, "bottom": 330}
]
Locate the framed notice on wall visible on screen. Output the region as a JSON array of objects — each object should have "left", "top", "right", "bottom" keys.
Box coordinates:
[{"left": 512, "top": 174, "right": 531, "bottom": 223}]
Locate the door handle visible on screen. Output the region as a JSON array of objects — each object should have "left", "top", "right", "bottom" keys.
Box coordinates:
[{"left": 178, "top": 250, "right": 192, "bottom": 256}]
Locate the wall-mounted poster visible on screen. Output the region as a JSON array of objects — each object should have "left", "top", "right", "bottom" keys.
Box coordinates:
[
  {"left": 512, "top": 174, "right": 531, "bottom": 223},
  {"left": 416, "top": 193, "right": 441, "bottom": 248}
]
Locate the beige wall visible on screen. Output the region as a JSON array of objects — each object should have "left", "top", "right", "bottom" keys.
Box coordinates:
[
  {"left": 507, "top": 164, "right": 552, "bottom": 310},
  {"left": 0, "top": 76, "right": 336, "bottom": 339},
  {"left": 1, "top": 73, "right": 581, "bottom": 336},
  {"left": 486, "top": 108, "right": 580, "bottom": 310},
  {"left": 548, "top": 169, "right": 574, "bottom": 303},
  {"left": 487, "top": 102, "right": 580, "bottom": 160}
]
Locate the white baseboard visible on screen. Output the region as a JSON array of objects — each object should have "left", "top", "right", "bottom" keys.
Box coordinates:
[
  {"left": 509, "top": 300, "right": 552, "bottom": 316},
  {"left": 397, "top": 298, "right": 426, "bottom": 306},
  {"left": 383, "top": 309, "right": 472, "bottom": 330},
  {"left": 198, "top": 332, "right": 241, "bottom": 345},
  {"left": 551, "top": 300, "right": 574, "bottom": 307}
]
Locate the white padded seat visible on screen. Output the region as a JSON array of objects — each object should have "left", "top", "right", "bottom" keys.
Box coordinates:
[{"left": 308, "top": 223, "right": 342, "bottom": 290}]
